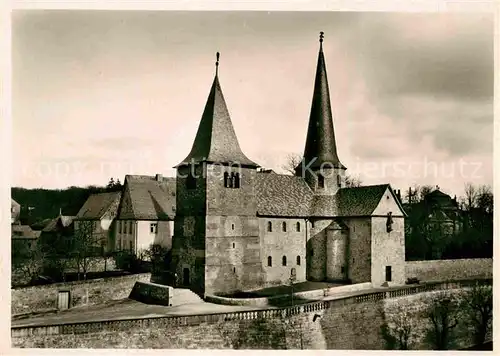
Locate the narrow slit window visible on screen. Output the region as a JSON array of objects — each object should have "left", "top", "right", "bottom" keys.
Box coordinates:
[
  {"left": 282, "top": 256, "right": 287, "bottom": 266},
  {"left": 267, "top": 256, "right": 272, "bottom": 267},
  {"left": 296, "top": 222, "right": 301, "bottom": 232},
  {"left": 267, "top": 221, "right": 272, "bottom": 232},
  {"left": 282, "top": 222, "right": 287, "bottom": 232},
  {"left": 233, "top": 172, "right": 240, "bottom": 188},
  {"left": 224, "top": 172, "right": 231, "bottom": 188},
  {"left": 318, "top": 174, "right": 325, "bottom": 189},
  {"left": 296, "top": 256, "right": 301, "bottom": 266}
]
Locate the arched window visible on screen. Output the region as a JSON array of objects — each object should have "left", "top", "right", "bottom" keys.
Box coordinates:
[
  {"left": 318, "top": 174, "right": 325, "bottom": 189},
  {"left": 267, "top": 221, "right": 272, "bottom": 232},
  {"left": 282, "top": 222, "right": 287, "bottom": 232},
  {"left": 233, "top": 172, "right": 241, "bottom": 188},
  {"left": 267, "top": 256, "right": 272, "bottom": 267},
  {"left": 224, "top": 172, "right": 231, "bottom": 188},
  {"left": 296, "top": 256, "right": 301, "bottom": 265},
  {"left": 296, "top": 222, "right": 301, "bottom": 232},
  {"left": 186, "top": 171, "right": 196, "bottom": 189},
  {"left": 337, "top": 174, "right": 342, "bottom": 188},
  {"left": 282, "top": 256, "right": 287, "bottom": 266}
]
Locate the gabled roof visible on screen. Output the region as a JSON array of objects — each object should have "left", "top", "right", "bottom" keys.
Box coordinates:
[
  {"left": 255, "top": 172, "right": 313, "bottom": 217},
  {"left": 42, "top": 216, "right": 76, "bottom": 232},
  {"left": 336, "top": 184, "right": 407, "bottom": 217},
  {"left": 118, "top": 175, "right": 176, "bottom": 220},
  {"left": 176, "top": 64, "right": 258, "bottom": 168},
  {"left": 76, "top": 191, "right": 122, "bottom": 220},
  {"left": 296, "top": 33, "right": 345, "bottom": 173},
  {"left": 12, "top": 225, "right": 41, "bottom": 239}
]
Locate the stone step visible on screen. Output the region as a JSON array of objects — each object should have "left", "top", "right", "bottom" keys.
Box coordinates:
[{"left": 171, "top": 288, "right": 204, "bottom": 306}]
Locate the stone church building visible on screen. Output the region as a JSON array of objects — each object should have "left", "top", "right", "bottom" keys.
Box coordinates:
[{"left": 170, "top": 33, "right": 407, "bottom": 296}]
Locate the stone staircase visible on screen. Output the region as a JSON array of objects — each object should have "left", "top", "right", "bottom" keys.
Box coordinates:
[{"left": 171, "top": 288, "right": 204, "bottom": 306}]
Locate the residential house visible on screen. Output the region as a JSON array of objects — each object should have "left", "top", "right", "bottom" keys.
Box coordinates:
[{"left": 75, "top": 191, "right": 122, "bottom": 254}]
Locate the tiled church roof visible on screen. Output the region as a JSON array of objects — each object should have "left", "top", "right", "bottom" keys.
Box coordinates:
[
  {"left": 176, "top": 59, "right": 258, "bottom": 168},
  {"left": 255, "top": 171, "right": 313, "bottom": 217},
  {"left": 296, "top": 32, "right": 346, "bottom": 173},
  {"left": 335, "top": 184, "right": 390, "bottom": 217},
  {"left": 118, "top": 175, "right": 176, "bottom": 220},
  {"left": 76, "top": 191, "right": 122, "bottom": 220},
  {"left": 255, "top": 176, "right": 404, "bottom": 218}
]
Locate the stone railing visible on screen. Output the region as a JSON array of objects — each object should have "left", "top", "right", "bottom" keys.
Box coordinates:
[{"left": 11, "top": 278, "right": 491, "bottom": 338}]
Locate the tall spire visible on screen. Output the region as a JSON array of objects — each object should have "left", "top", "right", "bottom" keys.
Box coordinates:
[
  {"left": 297, "top": 32, "right": 345, "bottom": 172},
  {"left": 176, "top": 52, "right": 258, "bottom": 168}
]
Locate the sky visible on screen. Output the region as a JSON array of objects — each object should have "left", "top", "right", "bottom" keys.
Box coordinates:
[{"left": 12, "top": 10, "right": 494, "bottom": 198}]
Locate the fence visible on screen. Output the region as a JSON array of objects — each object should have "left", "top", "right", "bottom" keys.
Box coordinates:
[{"left": 11, "top": 278, "right": 491, "bottom": 338}]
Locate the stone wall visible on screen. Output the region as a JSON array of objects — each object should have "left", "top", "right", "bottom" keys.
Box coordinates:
[
  {"left": 343, "top": 217, "right": 371, "bottom": 283},
  {"left": 260, "top": 217, "right": 307, "bottom": 286},
  {"left": 12, "top": 279, "right": 489, "bottom": 349},
  {"left": 12, "top": 273, "right": 151, "bottom": 316},
  {"left": 405, "top": 259, "right": 493, "bottom": 282}
]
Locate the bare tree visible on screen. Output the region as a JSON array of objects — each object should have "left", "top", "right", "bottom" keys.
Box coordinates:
[
  {"left": 281, "top": 153, "right": 302, "bottom": 175},
  {"left": 12, "top": 240, "right": 46, "bottom": 285},
  {"left": 420, "top": 185, "right": 434, "bottom": 200},
  {"left": 345, "top": 174, "right": 362, "bottom": 188},
  {"left": 459, "top": 282, "right": 493, "bottom": 346},
  {"left": 461, "top": 182, "right": 478, "bottom": 211},
  {"left": 381, "top": 304, "right": 418, "bottom": 350},
  {"left": 425, "top": 292, "right": 460, "bottom": 350},
  {"left": 72, "top": 220, "right": 106, "bottom": 281}
]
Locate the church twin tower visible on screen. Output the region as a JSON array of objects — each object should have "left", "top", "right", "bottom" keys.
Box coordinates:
[{"left": 171, "top": 33, "right": 352, "bottom": 295}]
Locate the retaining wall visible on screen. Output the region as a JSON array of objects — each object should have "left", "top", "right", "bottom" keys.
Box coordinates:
[
  {"left": 206, "top": 282, "right": 372, "bottom": 306},
  {"left": 12, "top": 279, "right": 491, "bottom": 349},
  {"left": 12, "top": 273, "right": 151, "bottom": 316},
  {"left": 405, "top": 258, "right": 492, "bottom": 282}
]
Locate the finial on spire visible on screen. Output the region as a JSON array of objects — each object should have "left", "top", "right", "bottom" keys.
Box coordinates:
[
  {"left": 319, "top": 31, "right": 324, "bottom": 50},
  {"left": 215, "top": 52, "right": 220, "bottom": 76}
]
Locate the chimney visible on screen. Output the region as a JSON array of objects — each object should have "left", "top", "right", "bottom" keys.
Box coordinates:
[{"left": 155, "top": 174, "right": 163, "bottom": 182}]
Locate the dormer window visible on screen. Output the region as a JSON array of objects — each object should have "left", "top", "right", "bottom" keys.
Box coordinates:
[{"left": 318, "top": 174, "right": 325, "bottom": 189}]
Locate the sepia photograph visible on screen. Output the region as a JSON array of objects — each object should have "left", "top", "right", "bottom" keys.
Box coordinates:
[{"left": 8, "top": 9, "right": 494, "bottom": 350}]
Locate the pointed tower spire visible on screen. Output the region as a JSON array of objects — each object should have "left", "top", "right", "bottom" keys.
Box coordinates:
[
  {"left": 176, "top": 52, "right": 258, "bottom": 168},
  {"left": 296, "top": 32, "right": 345, "bottom": 173}
]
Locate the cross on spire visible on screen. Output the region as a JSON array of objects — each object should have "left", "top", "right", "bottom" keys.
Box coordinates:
[
  {"left": 319, "top": 31, "right": 324, "bottom": 50},
  {"left": 215, "top": 52, "right": 220, "bottom": 76}
]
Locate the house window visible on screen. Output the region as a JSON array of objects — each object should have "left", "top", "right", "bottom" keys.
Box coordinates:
[
  {"left": 119, "top": 221, "right": 122, "bottom": 234},
  {"left": 186, "top": 171, "right": 196, "bottom": 189},
  {"left": 296, "top": 256, "right": 301, "bottom": 265},
  {"left": 150, "top": 223, "right": 158, "bottom": 234},
  {"left": 282, "top": 222, "right": 287, "bottom": 232},
  {"left": 267, "top": 221, "right": 272, "bottom": 232},
  {"left": 129, "top": 240, "right": 133, "bottom": 251},
  {"left": 124, "top": 221, "right": 128, "bottom": 234},
  {"left": 129, "top": 221, "right": 133, "bottom": 234},
  {"left": 232, "top": 242, "right": 235, "bottom": 248},
  {"left": 385, "top": 266, "right": 392, "bottom": 282},
  {"left": 282, "top": 256, "right": 287, "bottom": 266},
  {"left": 296, "top": 222, "right": 301, "bottom": 232},
  {"left": 267, "top": 256, "right": 272, "bottom": 267},
  {"left": 318, "top": 174, "right": 325, "bottom": 189}
]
